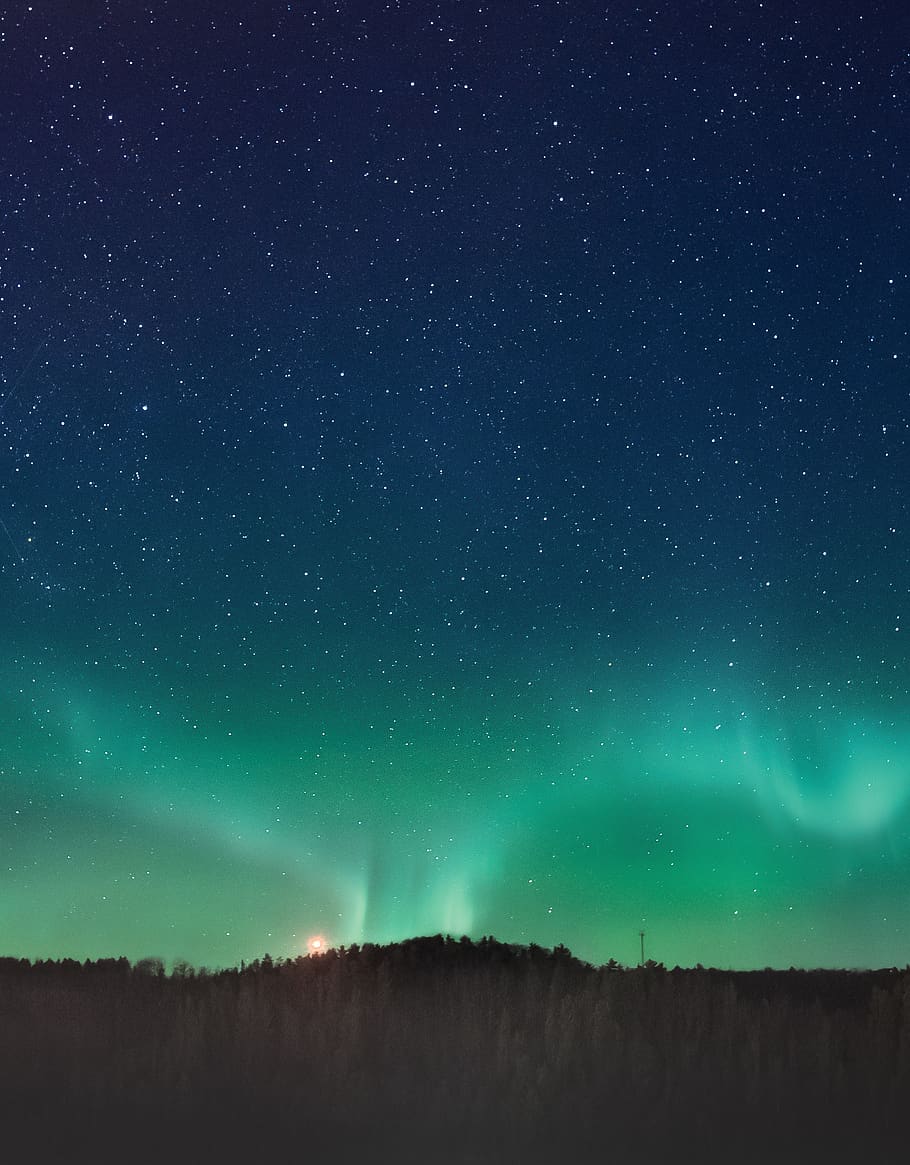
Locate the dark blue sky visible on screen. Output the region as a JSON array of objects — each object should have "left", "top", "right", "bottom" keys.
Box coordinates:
[{"left": 1, "top": 0, "right": 908, "bottom": 969}]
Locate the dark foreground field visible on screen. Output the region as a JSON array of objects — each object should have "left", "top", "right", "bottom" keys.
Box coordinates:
[{"left": 1, "top": 937, "right": 908, "bottom": 1163}]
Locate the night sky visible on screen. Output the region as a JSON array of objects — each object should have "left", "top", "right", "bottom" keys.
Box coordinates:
[{"left": 1, "top": 1, "right": 907, "bottom": 971}]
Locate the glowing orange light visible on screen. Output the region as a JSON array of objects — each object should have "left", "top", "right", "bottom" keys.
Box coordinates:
[{"left": 307, "top": 935, "right": 326, "bottom": 955}]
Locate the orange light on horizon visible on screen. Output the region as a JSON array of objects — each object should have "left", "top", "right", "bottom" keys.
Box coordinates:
[{"left": 307, "top": 935, "right": 327, "bottom": 955}]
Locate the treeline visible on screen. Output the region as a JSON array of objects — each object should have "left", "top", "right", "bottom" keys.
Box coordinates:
[{"left": 1, "top": 936, "right": 908, "bottom": 1163}]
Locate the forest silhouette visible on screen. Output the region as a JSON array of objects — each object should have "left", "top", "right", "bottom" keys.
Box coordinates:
[{"left": 1, "top": 935, "right": 907, "bottom": 1163}]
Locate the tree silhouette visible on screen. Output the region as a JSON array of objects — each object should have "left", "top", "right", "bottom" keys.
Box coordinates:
[{"left": 0, "top": 940, "right": 904, "bottom": 1162}]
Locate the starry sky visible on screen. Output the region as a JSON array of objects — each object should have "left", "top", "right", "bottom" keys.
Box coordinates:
[{"left": 1, "top": 0, "right": 907, "bottom": 971}]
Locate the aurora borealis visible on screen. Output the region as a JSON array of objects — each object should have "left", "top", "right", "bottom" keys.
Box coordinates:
[{"left": 1, "top": 1, "right": 907, "bottom": 971}]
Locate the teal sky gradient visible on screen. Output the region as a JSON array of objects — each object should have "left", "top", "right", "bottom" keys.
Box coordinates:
[{"left": 1, "top": 1, "right": 907, "bottom": 970}]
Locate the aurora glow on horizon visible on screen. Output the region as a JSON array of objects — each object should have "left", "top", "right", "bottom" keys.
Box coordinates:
[{"left": 1, "top": 1, "right": 907, "bottom": 972}]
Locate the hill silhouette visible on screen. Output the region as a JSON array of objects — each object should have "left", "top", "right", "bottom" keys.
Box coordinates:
[{"left": 0, "top": 935, "right": 907, "bottom": 1163}]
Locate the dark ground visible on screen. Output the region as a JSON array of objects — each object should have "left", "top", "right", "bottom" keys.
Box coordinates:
[{"left": 1, "top": 938, "right": 907, "bottom": 1163}]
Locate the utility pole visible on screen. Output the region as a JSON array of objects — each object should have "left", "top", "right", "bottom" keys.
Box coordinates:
[{"left": 639, "top": 930, "right": 646, "bottom": 966}]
